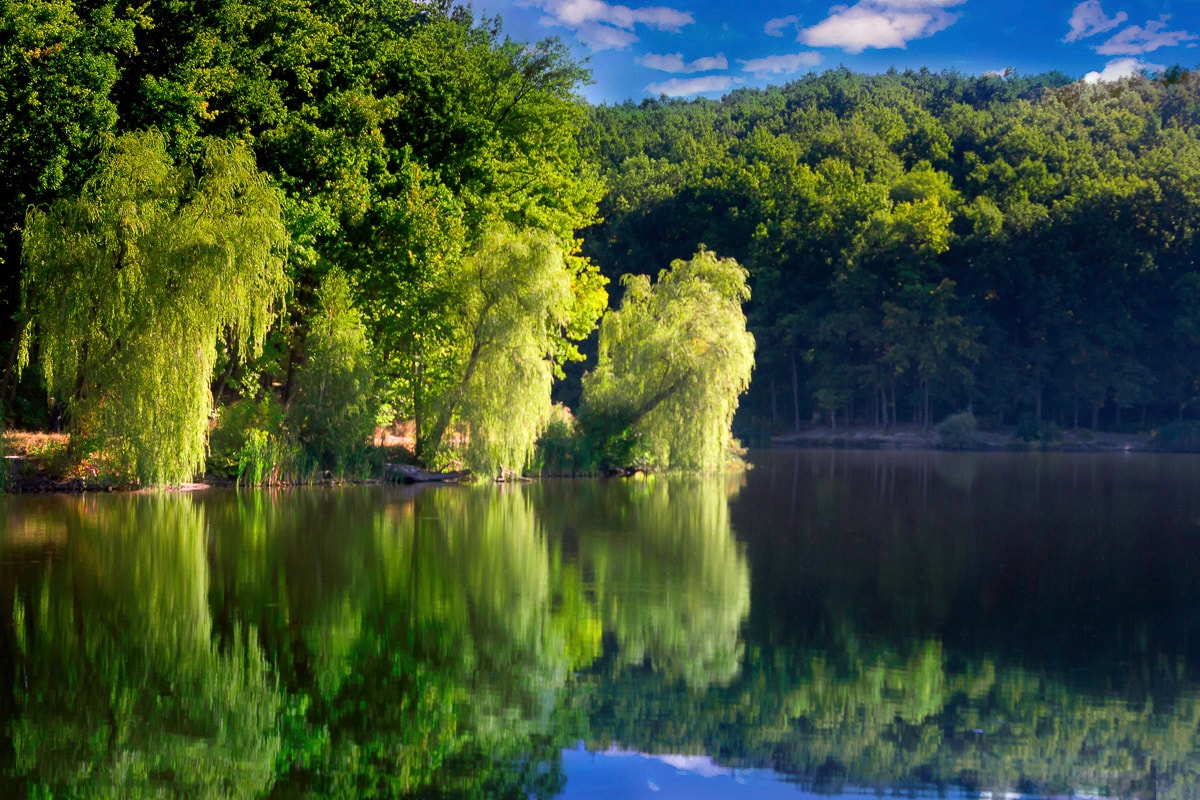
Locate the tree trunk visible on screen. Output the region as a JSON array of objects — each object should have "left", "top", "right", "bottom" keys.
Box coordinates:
[
  {"left": 923, "top": 380, "right": 930, "bottom": 429},
  {"left": 1035, "top": 369, "right": 1043, "bottom": 426},
  {"left": 413, "top": 359, "right": 423, "bottom": 455},
  {"left": 791, "top": 352, "right": 800, "bottom": 433}
]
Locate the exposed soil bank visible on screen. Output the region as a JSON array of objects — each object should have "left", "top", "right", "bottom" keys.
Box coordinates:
[{"left": 773, "top": 425, "right": 1152, "bottom": 452}]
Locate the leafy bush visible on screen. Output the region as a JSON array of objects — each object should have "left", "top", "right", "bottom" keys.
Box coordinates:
[
  {"left": 237, "top": 428, "right": 286, "bottom": 485},
  {"left": 936, "top": 411, "right": 978, "bottom": 449},
  {"left": 1016, "top": 418, "right": 1061, "bottom": 443},
  {"left": 208, "top": 396, "right": 287, "bottom": 479},
  {"left": 534, "top": 405, "right": 584, "bottom": 476},
  {"left": 536, "top": 404, "right": 617, "bottom": 476}
]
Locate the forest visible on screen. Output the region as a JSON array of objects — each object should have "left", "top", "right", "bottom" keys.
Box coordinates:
[
  {"left": 581, "top": 66, "right": 1200, "bottom": 439},
  {"left": 2, "top": 0, "right": 1200, "bottom": 486}
]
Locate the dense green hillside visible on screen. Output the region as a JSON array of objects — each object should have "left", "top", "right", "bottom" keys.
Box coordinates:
[{"left": 582, "top": 67, "right": 1200, "bottom": 436}]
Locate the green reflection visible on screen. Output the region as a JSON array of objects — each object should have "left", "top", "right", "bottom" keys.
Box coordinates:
[
  {"left": 1, "top": 494, "right": 280, "bottom": 798},
  {"left": 561, "top": 475, "right": 751, "bottom": 688},
  {"left": 201, "top": 486, "right": 573, "bottom": 797},
  {"left": 4, "top": 452, "right": 1200, "bottom": 798}
]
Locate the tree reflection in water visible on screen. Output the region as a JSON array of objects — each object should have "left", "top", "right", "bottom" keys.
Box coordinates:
[{"left": 4, "top": 454, "right": 1200, "bottom": 798}]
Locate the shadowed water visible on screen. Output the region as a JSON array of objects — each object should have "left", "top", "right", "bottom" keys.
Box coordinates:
[{"left": 2, "top": 450, "right": 1200, "bottom": 798}]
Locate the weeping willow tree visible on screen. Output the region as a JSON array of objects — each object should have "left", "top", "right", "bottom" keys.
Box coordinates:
[
  {"left": 581, "top": 248, "right": 755, "bottom": 471},
  {"left": 423, "top": 225, "right": 606, "bottom": 476},
  {"left": 18, "top": 131, "right": 289, "bottom": 485}
]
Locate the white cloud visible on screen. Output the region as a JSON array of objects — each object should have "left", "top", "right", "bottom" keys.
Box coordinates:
[
  {"left": 637, "top": 51, "right": 729, "bottom": 72},
  {"left": 739, "top": 51, "right": 824, "bottom": 76},
  {"left": 799, "top": 0, "right": 965, "bottom": 54},
  {"left": 764, "top": 14, "right": 801, "bottom": 37},
  {"left": 645, "top": 75, "right": 741, "bottom": 95},
  {"left": 1096, "top": 16, "right": 1198, "bottom": 55},
  {"left": 1064, "top": 1, "right": 1127, "bottom": 43},
  {"left": 518, "top": 0, "right": 695, "bottom": 51},
  {"left": 1082, "top": 56, "right": 1165, "bottom": 83}
]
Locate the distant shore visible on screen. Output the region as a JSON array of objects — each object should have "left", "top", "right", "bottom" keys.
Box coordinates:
[{"left": 772, "top": 425, "right": 1153, "bottom": 452}]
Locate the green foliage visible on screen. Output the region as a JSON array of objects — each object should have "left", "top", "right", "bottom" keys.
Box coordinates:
[
  {"left": 288, "top": 269, "right": 377, "bottom": 477},
  {"left": 208, "top": 395, "right": 286, "bottom": 478},
  {"left": 583, "top": 69, "right": 1200, "bottom": 434},
  {"left": 5, "top": 495, "right": 283, "bottom": 796},
  {"left": 936, "top": 410, "right": 978, "bottom": 449},
  {"left": 581, "top": 248, "right": 755, "bottom": 471},
  {"left": 425, "top": 226, "right": 607, "bottom": 476},
  {"left": 237, "top": 428, "right": 286, "bottom": 486},
  {"left": 1016, "top": 418, "right": 1063, "bottom": 443},
  {"left": 0, "top": 0, "right": 134, "bottom": 371},
  {"left": 19, "top": 130, "right": 288, "bottom": 486},
  {"left": 532, "top": 404, "right": 595, "bottom": 476},
  {"left": 2, "top": 0, "right": 605, "bottom": 480}
]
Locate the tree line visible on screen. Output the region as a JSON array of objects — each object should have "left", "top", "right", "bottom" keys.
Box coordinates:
[
  {"left": 582, "top": 65, "right": 1200, "bottom": 438},
  {"left": 0, "top": 0, "right": 752, "bottom": 485},
  {"left": 6, "top": 0, "right": 1200, "bottom": 486}
]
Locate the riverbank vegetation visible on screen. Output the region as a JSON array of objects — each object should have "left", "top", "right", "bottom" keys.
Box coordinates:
[{"left": 2, "top": 0, "right": 1200, "bottom": 486}]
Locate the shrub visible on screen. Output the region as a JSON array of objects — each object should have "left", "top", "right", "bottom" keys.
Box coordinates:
[
  {"left": 208, "top": 396, "right": 287, "bottom": 479},
  {"left": 936, "top": 410, "right": 978, "bottom": 449},
  {"left": 237, "top": 428, "right": 286, "bottom": 486},
  {"left": 1016, "top": 418, "right": 1061, "bottom": 443},
  {"left": 534, "top": 404, "right": 600, "bottom": 476}
]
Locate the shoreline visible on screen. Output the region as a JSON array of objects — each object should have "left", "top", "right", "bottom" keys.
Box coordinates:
[
  {"left": 0, "top": 425, "right": 1181, "bottom": 495},
  {"left": 770, "top": 425, "right": 1154, "bottom": 453}
]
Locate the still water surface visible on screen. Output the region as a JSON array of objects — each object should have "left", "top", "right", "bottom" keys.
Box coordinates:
[{"left": 3, "top": 449, "right": 1200, "bottom": 798}]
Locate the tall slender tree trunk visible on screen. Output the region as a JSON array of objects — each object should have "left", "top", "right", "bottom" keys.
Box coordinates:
[
  {"left": 1035, "top": 369, "right": 1043, "bottom": 427},
  {"left": 413, "top": 359, "right": 423, "bottom": 455},
  {"left": 791, "top": 352, "right": 801, "bottom": 433}
]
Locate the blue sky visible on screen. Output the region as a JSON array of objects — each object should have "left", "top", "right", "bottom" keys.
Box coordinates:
[{"left": 468, "top": 0, "right": 1200, "bottom": 103}]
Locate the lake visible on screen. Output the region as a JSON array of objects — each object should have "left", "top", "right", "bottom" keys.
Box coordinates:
[{"left": 3, "top": 449, "right": 1200, "bottom": 798}]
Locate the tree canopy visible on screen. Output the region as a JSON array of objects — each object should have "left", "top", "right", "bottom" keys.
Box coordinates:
[
  {"left": 582, "top": 249, "right": 755, "bottom": 471},
  {"left": 582, "top": 67, "right": 1200, "bottom": 436},
  {"left": 19, "top": 130, "right": 288, "bottom": 485}
]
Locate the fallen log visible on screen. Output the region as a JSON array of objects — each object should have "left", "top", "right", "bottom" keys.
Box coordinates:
[{"left": 384, "top": 463, "right": 471, "bottom": 484}]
